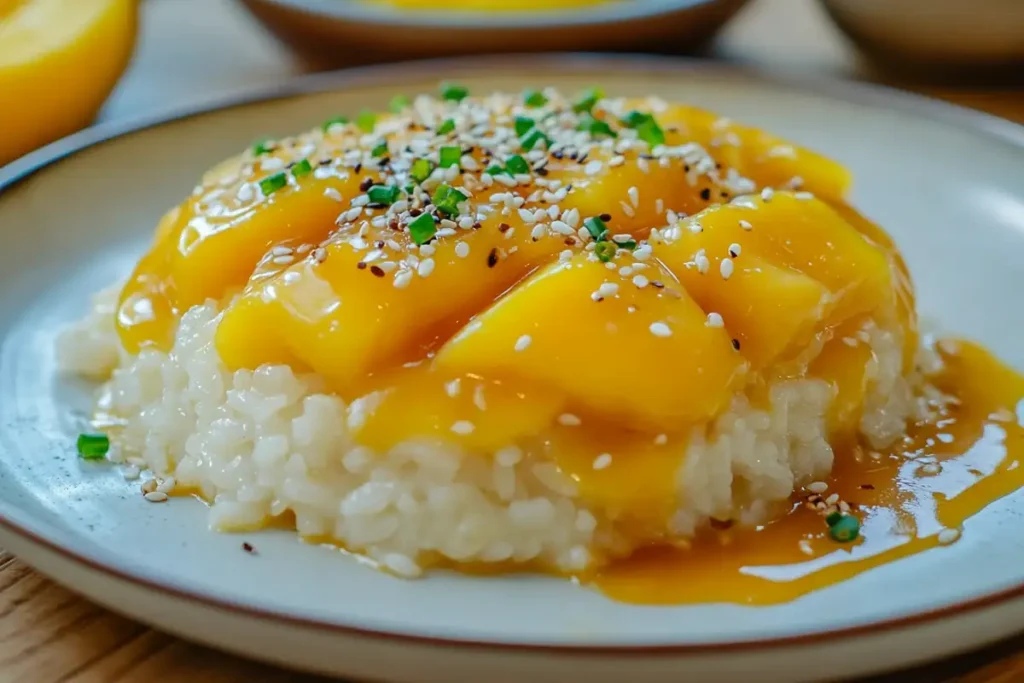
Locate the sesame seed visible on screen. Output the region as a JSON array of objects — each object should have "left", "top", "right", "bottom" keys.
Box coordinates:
[
  {"left": 649, "top": 321, "right": 672, "bottom": 337},
  {"left": 632, "top": 275, "right": 649, "bottom": 288},
  {"left": 144, "top": 491, "right": 168, "bottom": 503},
  {"left": 654, "top": 433, "right": 668, "bottom": 446},
  {"left": 739, "top": 219, "right": 753, "bottom": 230},
  {"left": 593, "top": 453, "right": 613, "bottom": 470},
  {"left": 514, "top": 335, "right": 532, "bottom": 352},
  {"left": 761, "top": 187, "right": 775, "bottom": 201},
  {"left": 720, "top": 259, "right": 734, "bottom": 280},
  {"left": 393, "top": 270, "right": 413, "bottom": 288},
  {"left": 825, "top": 493, "right": 840, "bottom": 505},
  {"left": 937, "top": 528, "right": 961, "bottom": 545},
  {"left": 706, "top": 312, "right": 724, "bottom": 328},
  {"left": 795, "top": 191, "right": 815, "bottom": 200},
  {"left": 558, "top": 413, "right": 582, "bottom": 426},
  {"left": 728, "top": 243, "right": 741, "bottom": 258},
  {"left": 451, "top": 420, "right": 475, "bottom": 435},
  {"left": 584, "top": 160, "right": 603, "bottom": 176},
  {"left": 417, "top": 258, "right": 435, "bottom": 277},
  {"left": 597, "top": 282, "right": 619, "bottom": 298},
  {"left": 550, "top": 220, "right": 574, "bottom": 236},
  {"left": 806, "top": 481, "right": 828, "bottom": 494},
  {"left": 473, "top": 384, "right": 487, "bottom": 411},
  {"left": 608, "top": 155, "right": 626, "bottom": 167},
  {"left": 324, "top": 187, "right": 343, "bottom": 202},
  {"left": 445, "top": 378, "right": 461, "bottom": 397},
  {"left": 627, "top": 186, "right": 640, "bottom": 208},
  {"left": 455, "top": 241, "right": 470, "bottom": 258}
]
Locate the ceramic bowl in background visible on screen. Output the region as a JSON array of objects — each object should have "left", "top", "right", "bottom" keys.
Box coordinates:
[{"left": 236, "top": 0, "right": 749, "bottom": 69}]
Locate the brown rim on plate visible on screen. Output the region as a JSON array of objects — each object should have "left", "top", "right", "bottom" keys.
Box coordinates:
[{"left": 1, "top": 53, "right": 1023, "bottom": 654}]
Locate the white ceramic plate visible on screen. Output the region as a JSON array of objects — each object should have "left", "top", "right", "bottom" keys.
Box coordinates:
[{"left": 1, "top": 56, "right": 1023, "bottom": 683}]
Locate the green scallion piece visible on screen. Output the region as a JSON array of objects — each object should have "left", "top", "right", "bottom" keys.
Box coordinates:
[
  {"left": 259, "top": 172, "right": 288, "bottom": 196},
  {"left": 389, "top": 94, "right": 410, "bottom": 113},
  {"left": 322, "top": 115, "right": 348, "bottom": 132},
  {"left": 485, "top": 165, "right": 509, "bottom": 177},
  {"left": 291, "top": 159, "right": 313, "bottom": 177},
  {"left": 441, "top": 82, "right": 469, "bottom": 102},
  {"left": 251, "top": 138, "right": 274, "bottom": 156},
  {"left": 523, "top": 89, "right": 548, "bottom": 107},
  {"left": 584, "top": 216, "right": 609, "bottom": 241},
  {"left": 825, "top": 511, "right": 843, "bottom": 527},
  {"left": 594, "top": 241, "right": 617, "bottom": 263},
  {"left": 439, "top": 146, "right": 461, "bottom": 169},
  {"left": 367, "top": 184, "right": 400, "bottom": 205},
  {"left": 513, "top": 116, "right": 536, "bottom": 138},
  {"left": 410, "top": 158, "right": 434, "bottom": 183},
  {"left": 636, "top": 119, "right": 666, "bottom": 147},
  {"left": 828, "top": 515, "right": 860, "bottom": 543},
  {"left": 408, "top": 213, "right": 437, "bottom": 245},
  {"left": 620, "top": 110, "right": 651, "bottom": 128},
  {"left": 520, "top": 128, "right": 550, "bottom": 151},
  {"left": 437, "top": 118, "right": 456, "bottom": 135},
  {"left": 505, "top": 154, "right": 529, "bottom": 175},
  {"left": 577, "top": 113, "right": 616, "bottom": 139},
  {"left": 356, "top": 110, "right": 377, "bottom": 133},
  {"left": 572, "top": 87, "right": 604, "bottom": 113},
  {"left": 371, "top": 141, "right": 388, "bottom": 158},
  {"left": 432, "top": 183, "right": 467, "bottom": 216},
  {"left": 77, "top": 433, "right": 110, "bottom": 460},
  {"left": 616, "top": 238, "right": 637, "bottom": 250}
]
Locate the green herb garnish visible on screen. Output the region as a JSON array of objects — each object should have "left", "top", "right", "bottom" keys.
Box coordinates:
[
  {"left": 410, "top": 158, "right": 434, "bottom": 183},
  {"left": 577, "top": 113, "right": 616, "bottom": 139},
  {"left": 367, "top": 184, "right": 400, "bottom": 205},
  {"left": 616, "top": 238, "right": 637, "bottom": 250},
  {"left": 523, "top": 89, "right": 548, "bottom": 107},
  {"left": 520, "top": 128, "right": 550, "bottom": 151},
  {"left": 584, "top": 216, "right": 609, "bottom": 241},
  {"left": 356, "top": 110, "right": 377, "bottom": 133},
  {"left": 77, "top": 433, "right": 109, "bottom": 460},
  {"left": 505, "top": 154, "right": 529, "bottom": 175},
  {"left": 389, "top": 94, "right": 410, "bottom": 112},
  {"left": 437, "top": 118, "right": 456, "bottom": 135},
  {"left": 485, "top": 165, "right": 509, "bottom": 177},
  {"left": 572, "top": 87, "right": 604, "bottom": 113},
  {"left": 620, "top": 110, "right": 665, "bottom": 147},
  {"left": 439, "top": 146, "right": 462, "bottom": 169},
  {"left": 432, "top": 183, "right": 467, "bottom": 216},
  {"left": 825, "top": 511, "right": 843, "bottom": 527},
  {"left": 408, "top": 213, "right": 437, "bottom": 245},
  {"left": 371, "top": 141, "right": 388, "bottom": 158},
  {"left": 594, "top": 241, "right": 617, "bottom": 262},
  {"left": 259, "top": 172, "right": 288, "bottom": 196},
  {"left": 321, "top": 115, "right": 348, "bottom": 132},
  {"left": 828, "top": 514, "right": 860, "bottom": 543},
  {"left": 441, "top": 82, "right": 469, "bottom": 102},
  {"left": 620, "top": 110, "right": 651, "bottom": 128},
  {"left": 514, "top": 116, "right": 536, "bottom": 138},
  {"left": 291, "top": 159, "right": 313, "bottom": 177},
  {"left": 251, "top": 138, "right": 274, "bottom": 156}
]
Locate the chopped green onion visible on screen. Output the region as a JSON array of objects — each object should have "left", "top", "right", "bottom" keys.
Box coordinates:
[
  {"left": 439, "top": 146, "right": 462, "bottom": 169},
  {"left": 523, "top": 89, "right": 548, "bottom": 107},
  {"left": 321, "top": 115, "right": 348, "bottom": 132},
  {"left": 440, "top": 82, "right": 469, "bottom": 102},
  {"left": 410, "top": 158, "right": 434, "bottom": 183},
  {"left": 825, "top": 511, "right": 843, "bottom": 527},
  {"left": 572, "top": 87, "right": 604, "bottom": 113},
  {"left": 291, "top": 159, "right": 313, "bottom": 178},
  {"left": 408, "top": 213, "right": 437, "bottom": 245},
  {"left": 514, "top": 116, "right": 536, "bottom": 138},
  {"left": 404, "top": 183, "right": 416, "bottom": 195},
  {"left": 520, "top": 128, "right": 550, "bottom": 151},
  {"left": 367, "top": 184, "right": 400, "bottom": 205},
  {"left": 389, "top": 94, "right": 410, "bottom": 112},
  {"left": 259, "top": 172, "right": 288, "bottom": 196},
  {"left": 251, "top": 138, "right": 274, "bottom": 156},
  {"left": 594, "top": 241, "right": 617, "bottom": 262},
  {"left": 356, "top": 110, "right": 377, "bottom": 133},
  {"left": 485, "top": 164, "right": 509, "bottom": 177},
  {"left": 437, "top": 118, "right": 456, "bottom": 135},
  {"left": 620, "top": 110, "right": 651, "bottom": 128},
  {"left": 584, "top": 216, "right": 609, "bottom": 241},
  {"left": 77, "top": 433, "right": 109, "bottom": 460},
  {"left": 636, "top": 119, "right": 665, "bottom": 147},
  {"left": 576, "top": 113, "right": 616, "bottom": 139},
  {"left": 828, "top": 515, "right": 860, "bottom": 543},
  {"left": 505, "top": 154, "right": 529, "bottom": 175},
  {"left": 432, "top": 183, "right": 467, "bottom": 216},
  {"left": 371, "top": 142, "right": 388, "bottom": 158},
  {"left": 616, "top": 239, "right": 637, "bottom": 250}
]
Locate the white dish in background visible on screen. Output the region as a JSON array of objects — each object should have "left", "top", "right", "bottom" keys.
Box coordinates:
[{"left": 1, "top": 56, "right": 1023, "bottom": 682}]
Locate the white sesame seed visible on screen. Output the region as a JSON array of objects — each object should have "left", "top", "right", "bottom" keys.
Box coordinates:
[
  {"left": 795, "top": 191, "right": 815, "bottom": 201},
  {"left": 608, "top": 155, "right": 626, "bottom": 167},
  {"left": 323, "top": 187, "right": 342, "bottom": 202},
  {"left": 798, "top": 539, "right": 814, "bottom": 556},
  {"left": 417, "top": 258, "right": 435, "bottom": 277},
  {"left": 632, "top": 275, "right": 649, "bottom": 288},
  {"left": 393, "top": 270, "right": 414, "bottom": 289},
  {"left": 550, "top": 220, "right": 574, "bottom": 236},
  {"left": 558, "top": 413, "right": 582, "bottom": 427},
  {"left": 739, "top": 219, "right": 753, "bottom": 230},
  {"left": 272, "top": 255, "right": 293, "bottom": 265},
  {"left": 761, "top": 187, "right": 775, "bottom": 201},
  {"left": 720, "top": 259, "right": 734, "bottom": 280},
  {"left": 514, "top": 335, "right": 532, "bottom": 352},
  {"left": 593, "top": 453, "right": 613, "bottom": 470},
  {"left": 473, "top": 384, "right": 487, "bottom": 411},
  {"left": 806, "top": 481, "right": 828, "bottom": 494},
  {"left": 444, "top": 378, "right": 461, "bottom": 398},
  {"left": 451, "top": 420, "right": 475, "bottom": 435},
  {"left": 706, "top": 312, "right": 724, "bottom": 328},
  {"left": 237, "top": 184, "right": 255, "bottom": 202},
  {"left": 627, "top": 186, "right": 640, "bottom": 208},
  {"left": 518, "top": 208, "right": 537, "bottom": 224},
  {"left": 559, "top": 249, "right": 573, "bottom": 261},
  {"left": 495, "top": 445, "right": 522, "bottom": 467},
  {"left": 937, "top": 528, "right": 961, "bottom": 545},
  {"left": 649, "top": 321, "right": 672, "bottom": 337},
  {"left": 619, "top": 201, "right": 636, "bottom": 218},
  {"left": 728, "top": 243, "right": 742, "bottom": 258},
  {"left": 825, "top": 493, "right": 840, "bottom": 505},
  {"left": 122, "top": 466, "right": 140, "bottom": 481},
  {"left": 584, "top": 160, "right": 603, "bottom": 176},
  {"left": 455, "top": 241, "right": 470, "bottom": 258},
  {"left": 144, "top": 491, "right": 168, "bottom": 503},
  {"left": 597, "top": 282, "right": 619, "bottom": 298},
  {"left": 156, "top": 477, "right": 177, "bottom": 494},
  {"left": 654, "top": 433, "right": 668, "bottom": 446}
]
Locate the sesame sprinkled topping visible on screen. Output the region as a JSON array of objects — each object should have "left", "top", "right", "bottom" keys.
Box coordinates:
[
  {"left": 937, "top": 528, "right": 961, "bottom": 545},
  {"left": 739, "top": 219, "right": 753, "bottom": 230},
  {"left": 455, "top": 241, "right": 470, "bottom": 258},
  {"left": 597, "top": 282, "right": 619, "bottom": 298},
  {"left": 649, "top": 321, "right": 672, "bottom": 337},
  {"left": 451, "top": 420, "right": 475, "bottom": 435},
  {"left": 720, "top": 258, "right": 734, "bottom": 280},
  {"left": 593, "top": 453, "right": 613, "bottom": 470},
  {"left": 761, "top": 187, "right": 775, "bottom": 201},
  {"left": 706, "top": 312, "right": 724, "bottom": 328},
  {"left": 558, "top": 413, "right": 582, "bottom": 427},
  {"left": 632, "top": 275, "right": 649, "bottom": 288},
  {"left": 728, "top": 243, "right": 741, "bottom": 258},
  {"left": 514, "top": 335, "right": 532, "bottom": 352}
]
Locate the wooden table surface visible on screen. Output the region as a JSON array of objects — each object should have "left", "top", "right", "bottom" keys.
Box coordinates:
[{"left": 2, "top": 0, "right": 1023, "bottom": 681}]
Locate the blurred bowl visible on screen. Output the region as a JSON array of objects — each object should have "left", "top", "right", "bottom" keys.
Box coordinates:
[
  {"left": 236, "top": 0, "right": 749, "bottom": 69},
  {"left": 819, "top": 0, "right": 1024, "bottom": 78}
]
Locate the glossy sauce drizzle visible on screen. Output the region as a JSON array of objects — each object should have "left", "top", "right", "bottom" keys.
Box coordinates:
[{"left": 594, "top": 339, "right": 1024, "bottom": 605}]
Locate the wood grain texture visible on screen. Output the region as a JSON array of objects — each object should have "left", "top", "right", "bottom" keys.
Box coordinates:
[{"left": 3, "top": 0, "right": 1023, "bottom": 681}]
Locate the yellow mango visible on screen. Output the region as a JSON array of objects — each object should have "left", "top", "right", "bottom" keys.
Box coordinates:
[
  {"left": 436, "top": 254, "right": 746, "bottom": 430},
  {"left": 809, "top": 336, "right": 874, "bottom": 442}
]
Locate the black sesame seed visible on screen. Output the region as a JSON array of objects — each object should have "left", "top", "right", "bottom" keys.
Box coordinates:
[
  {"left": 370, "top": 265, "right": 385, "bottom": 277},
  {"left": 357, "top": 262, "right": 367, "bottom": 270},
  {"left": 359, "top": 178, "right": 373, "bottom": 192},
  {"left": 564, "top": 237, "right": 576, "bottom": 246},
  {"left": 599, "top": 213, "right": 612, "bottom": 222},
  {"left": 242, "top": 542, "right": 255, "bottom": 553},
  {"left": 720, "top": 191, "right": 730, "bottom": 198},
  {"left": 859, "top": 484, "right": 875, "bottom": 490},
  {"left": 651, "top": 280, "right": 665, "bottom": 289},
  {"left": 487, "top": 248, "right": 499, "bottom": 268},
  {"left": 731, "top": 338, "right": 741, "bottom": 350},
  {"left": 700, "top": 188, "right": 711, "bottom": 201},
  {"left": 498, "top": 222, "right": 511, "bottom": 233},
  {"left": 409, "top": 208, "right": 422, "bottom": 217},
  {"left": 354, "top": 163, "right": 362, "bottom": 174}
]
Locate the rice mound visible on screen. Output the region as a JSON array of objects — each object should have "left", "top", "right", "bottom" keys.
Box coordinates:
[{"left": 58, "top": 286, "right": 920, "bottom": 576}]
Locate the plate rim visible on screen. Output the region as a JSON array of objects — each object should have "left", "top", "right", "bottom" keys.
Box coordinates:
[{"left": 2, "top": 53, "right": 1024, "bottom": 654}]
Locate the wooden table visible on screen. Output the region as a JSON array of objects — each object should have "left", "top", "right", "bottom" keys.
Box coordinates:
[{"left": 2, "top": 0, "right": 1022, "bottom": 680}]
